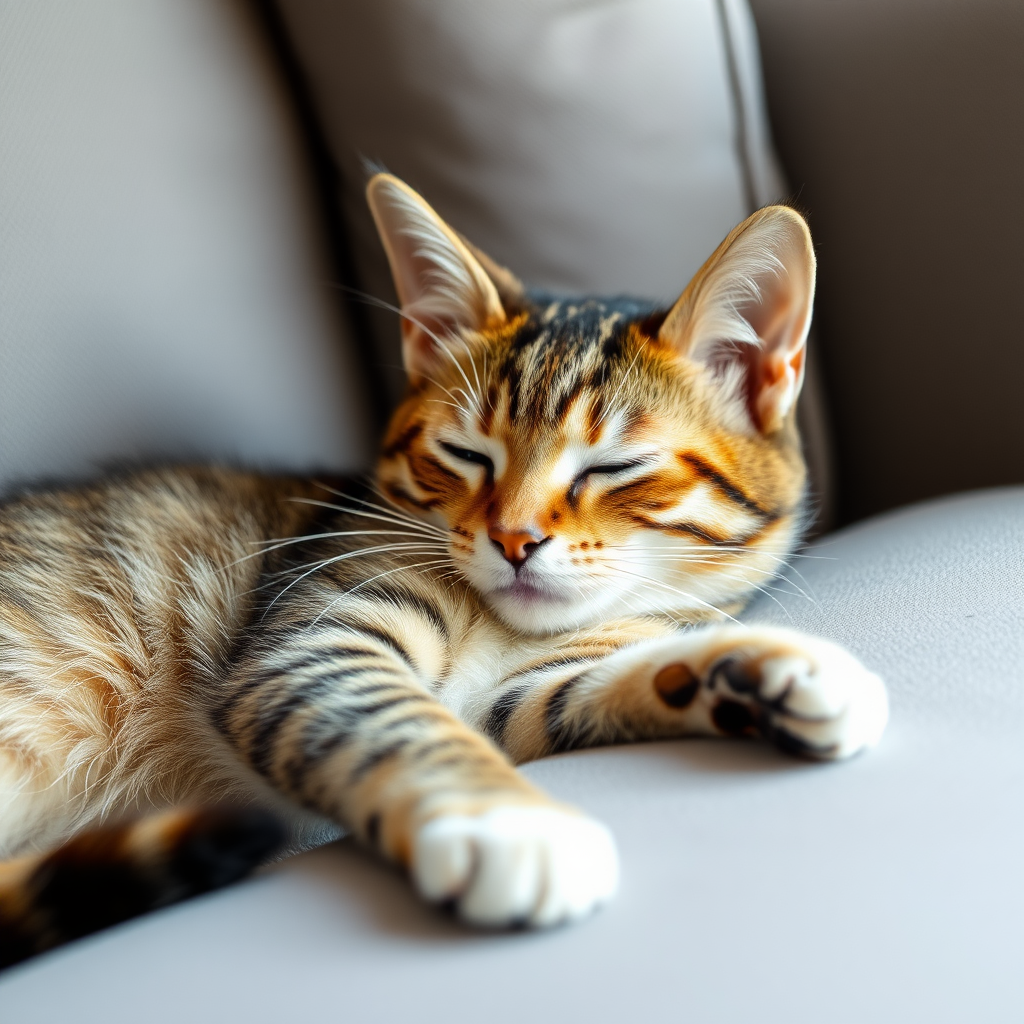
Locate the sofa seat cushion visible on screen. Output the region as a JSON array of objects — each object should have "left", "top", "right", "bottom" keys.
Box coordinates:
[{"left": 3, "top": 488, "right": 1021, "bottom": 1023}]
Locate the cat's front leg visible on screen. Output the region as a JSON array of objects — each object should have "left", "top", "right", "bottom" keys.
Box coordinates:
[
  {"left": 214, "top": 613, "right": 616, "bottom": 928},
  {"left": 484, "top": 624, "right": 888, "bottom": 762}
]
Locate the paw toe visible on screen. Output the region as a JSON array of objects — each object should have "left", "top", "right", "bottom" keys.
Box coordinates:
[
  {"left": 763, "top": 656, "right": 847, "bottom": 720},
  {"left": 413, "top": 815, "right": 475, "bottom": 902},
  {"left": 768, "top": 662, "right": 889, "bottom": 760},
  {"left": 413, "top": 807, "right": 618, "bottom": 929}
]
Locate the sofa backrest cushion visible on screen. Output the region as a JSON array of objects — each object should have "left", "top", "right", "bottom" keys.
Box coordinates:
[
  {"left": 0, "top": 0, "right": 374, "bottom": 494},
  {"left": 272, "top": 0, "right": 835, "bottom": 524}
]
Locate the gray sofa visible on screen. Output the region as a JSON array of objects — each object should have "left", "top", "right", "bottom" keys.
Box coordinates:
[{"left": 2, "top": 1, "right": 1022, "bottom": 1021}]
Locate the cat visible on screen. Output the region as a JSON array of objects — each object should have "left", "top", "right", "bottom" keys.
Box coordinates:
[{"left": 0, "top": 174, "right": 888, "bottom": 964}]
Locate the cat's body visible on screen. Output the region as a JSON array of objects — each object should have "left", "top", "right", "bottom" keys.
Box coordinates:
[{"left": 0, "top": 176, "right": 887, "bottom": 961}]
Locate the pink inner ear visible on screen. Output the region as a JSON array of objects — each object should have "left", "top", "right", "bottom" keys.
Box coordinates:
[
  {"left": 400, "top": 313, "right": 455, "bottom": 381},
  {"left": 754, "top": 338, "right": 807, "bottom": 432},
  {"left": 743, "top": 277, "right": 810, "bottom": 432}
]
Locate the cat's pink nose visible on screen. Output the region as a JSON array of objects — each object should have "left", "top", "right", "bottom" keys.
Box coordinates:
[{"left": 488, "top": 527, "right": 548, "bottom": 569}]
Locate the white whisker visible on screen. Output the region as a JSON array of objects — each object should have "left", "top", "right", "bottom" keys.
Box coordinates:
[
  {"left": 257, "top": 542, "right": 449, "bottom": 615},
  {"left": 222, "top": 528, "right": 447, "bottom": 571},
  {"left": 333, "top": 286, "right": 484, "bottom": 418},
  {"left": 286, "top": 498, "right": 446, "bottom": 540},
  {"left": 313, "top": 486, "right": 450, "bottom": 539},
  {"left": 593, "top": 337, "right": 649, "bottom": 431},
  {"left": 310, "top": 558, "right": 456, "bottom": 628},
  {"left": 604, "top": 563, "right": 742, "bottom": 625},
  {"left": 604, "top": 545, "right": 818, "bottom": 608}
]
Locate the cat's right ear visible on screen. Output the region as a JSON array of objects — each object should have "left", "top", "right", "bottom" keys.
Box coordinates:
[
  {"left": 366, "top": 174, "right": 518, "bottom": 383},
  {"left": 658, "top": 206, "right": 816, "bottom": 434}
]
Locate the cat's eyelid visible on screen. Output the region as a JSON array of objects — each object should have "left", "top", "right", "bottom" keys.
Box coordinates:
[
  {"left": 571, "top": 455, "right": 657, "bottom": 496},
  {"left": 583, "top": 459, "right": 648, "bottom": 476},
  {"left": 438, "top": 435, "right": 509, "bottom": 480},
  {"left": 437, "top": 439, "right": 503, "bottom": 476},
  {"left": 438, "top": 440, "right": 490, "bottom": 461},
  {"left": 582, "top": 453, "right": 657, "bottom": 475}
]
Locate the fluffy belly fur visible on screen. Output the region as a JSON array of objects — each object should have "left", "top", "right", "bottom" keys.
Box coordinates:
[{"left": 0, "top": 468, "right": 326, "bottom": 856}]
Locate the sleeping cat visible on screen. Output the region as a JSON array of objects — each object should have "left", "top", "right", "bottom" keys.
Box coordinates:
[{"left": 0, "top": 174, "right": 887, "bottom": 962}]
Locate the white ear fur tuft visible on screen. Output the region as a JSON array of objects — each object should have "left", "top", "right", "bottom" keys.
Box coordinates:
[
  {"left": 366, "top": 174, "right": 506, "bottom": 381},
  {"left": 659, "top": 207, "right": 816, "bottom": 434}
]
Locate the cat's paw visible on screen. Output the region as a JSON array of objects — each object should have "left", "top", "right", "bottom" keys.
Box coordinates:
[
  {"left": 653, "top": 627, "right": 888, "bottom": 760},
  {"left": 711, "top": 636, "right": 888, "bottom": 759},
  {"left": 412, "top": 806, "right": 619, "bottom": 928}
]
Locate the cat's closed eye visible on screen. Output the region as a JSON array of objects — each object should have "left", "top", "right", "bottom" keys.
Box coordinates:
[
  {"left": 578, "top": 460, "right": 645, "bottom": 478},
  {"left": 439, "top": 442, "right": 494, "bottom": 473},
  {"left": 569, "top": 460, "right": 646, "bottom": 499}
]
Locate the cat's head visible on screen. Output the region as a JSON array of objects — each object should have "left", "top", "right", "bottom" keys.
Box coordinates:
[{"left": 367, "top": 174, "right": 814, "bottom": 634}]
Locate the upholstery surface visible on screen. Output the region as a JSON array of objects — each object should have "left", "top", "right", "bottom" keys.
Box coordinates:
[
  {"left": 4, "top": 487, "right": 1021, "bottom": 1023},
  {"left": 0, "top": 0, "right": 373, "bottom": 491}
]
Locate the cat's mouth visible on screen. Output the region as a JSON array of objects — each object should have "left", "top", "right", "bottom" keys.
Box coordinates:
[
  {"left": 492, "top": 578, "right": 566, "bottom": 604},
  {"left": 483, "top": 571, "right": 613, "bottom": 632}
]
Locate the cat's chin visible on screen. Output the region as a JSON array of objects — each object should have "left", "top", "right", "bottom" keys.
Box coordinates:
[{"left": 484, "top": 582, "right": 607, "bottom": 635}]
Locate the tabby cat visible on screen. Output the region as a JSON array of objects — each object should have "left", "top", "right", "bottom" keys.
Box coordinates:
[{"left": 0, "top": 174, "right": 888, "bottom": 964}]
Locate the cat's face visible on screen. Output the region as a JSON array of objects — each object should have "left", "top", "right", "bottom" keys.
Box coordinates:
[
  {"left": 368, "top": 176, "right": 814, "bottom": 634},
  {"left": 377, "top": 295, "right": 806, "bottom": 633}
]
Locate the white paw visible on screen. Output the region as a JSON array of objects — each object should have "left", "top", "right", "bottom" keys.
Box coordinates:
[
  {"left": 412, "top": 806, "right": 619, "bottom": 928},
  {"left": 713, "top": 632, "right": 889, "bottom": 759}
]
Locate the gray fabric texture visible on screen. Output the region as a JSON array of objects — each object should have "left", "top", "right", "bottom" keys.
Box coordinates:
[
  {"left": 274, "top": 0, "right": 785, "bottom": 397},
  {"left": 0, "top": 0, "right": 373, "bottom": 491},
  {"left": 271, "top": 0, "right": 834, "bottom": 523},
  {"left": 748, "top": 0, "right": 1024, "bottom": 522},
  {"left": 4, "top": 487, "right": 1021, "bottom": 1022}
]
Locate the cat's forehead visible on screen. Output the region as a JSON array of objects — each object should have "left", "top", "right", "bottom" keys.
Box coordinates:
[
  {"left": 485, "top": 292, "right": 662, "bottom": 429},
  {"left": 519, "top": 293, "right": 658, "bottom": 350}
]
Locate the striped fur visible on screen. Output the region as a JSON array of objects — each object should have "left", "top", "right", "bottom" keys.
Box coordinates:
[
  {"left": 0, "top": 807, "right": 283, "bottom": 968},
  {"left": 0, "top": 176, "right": 887, "bottom": 956}
]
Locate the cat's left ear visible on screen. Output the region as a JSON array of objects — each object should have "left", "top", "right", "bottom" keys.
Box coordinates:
[
  {"left": 366, "top": 174, "right": 518, "bottom": 382},
  {"left": 659, "top": 206, "right": 816, "bottom": 434}
]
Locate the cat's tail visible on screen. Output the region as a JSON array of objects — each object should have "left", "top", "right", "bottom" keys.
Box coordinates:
[{"left": 0, "top": 806, "right": 285, "bottom": 970}]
